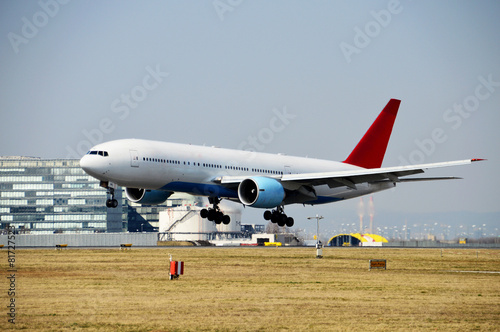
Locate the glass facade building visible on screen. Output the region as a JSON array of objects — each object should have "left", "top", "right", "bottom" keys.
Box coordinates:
[
  {"left": 0, "top": 157, "right": 196, "bottom": 234},
  {"left": 0, "top": 157, "right": 125, "bottom": 234}
]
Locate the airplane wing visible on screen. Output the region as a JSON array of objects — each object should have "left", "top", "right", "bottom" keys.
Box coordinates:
[
  {"left": 280, "top": 159, "right": 484, "bottom": 189},
  {"left": 216, "top": 159, "right": 485, "bottom": 190}
]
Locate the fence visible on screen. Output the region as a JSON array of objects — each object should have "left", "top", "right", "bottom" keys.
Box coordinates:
[
  {"left": 0, "top": 233, "right": 158, "bottom": 247},
  {"left": 383, "top": 240, "right": 500, "bottom": 248}
]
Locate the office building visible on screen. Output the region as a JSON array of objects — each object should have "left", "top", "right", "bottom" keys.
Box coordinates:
[{"left": 0, "top": 157, "right": 125, "bottom": 233}]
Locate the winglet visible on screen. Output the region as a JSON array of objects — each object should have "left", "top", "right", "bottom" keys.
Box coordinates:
[{"left": 343, "top": 99, "right": 400, "bottom": 169}]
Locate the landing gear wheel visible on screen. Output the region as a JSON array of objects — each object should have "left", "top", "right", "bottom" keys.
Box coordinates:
[
  {"left": 106, "top": 199, "right": 118, "bottom": 208},
  {"left": 277, "top": 214, "right": 287, "bottom": 227},
  {"left": 104, "top": 184, "right": 118, "bottom": 208},
  {"left": 214, "top": 211, "right": 224, "bottom": 224},
  {"left": 199, "top": 197, "right": 231, "bottom": 225},
  {"left": 207, "top": 209, "right": 216, "bottom": 221},
  {"left": 268, "top": 206, "right": 293, "bottom": 227}
]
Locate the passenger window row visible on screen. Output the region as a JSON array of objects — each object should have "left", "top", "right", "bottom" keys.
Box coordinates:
[
  {"left": 252, "top": 168, "right": 283, "bottom": 175},
  {"left": 143, "top": 157, "right": 179, "bottom": 164},
  {"left": 142, "top": 157, "right": 283, "bottom": 175}
]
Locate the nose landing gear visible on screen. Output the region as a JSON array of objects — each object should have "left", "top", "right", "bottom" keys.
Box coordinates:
[
  {"left": 101, "top": 181, "right": 119, "bottom": 208},
  {"left": 106, "top": 197, "right": 119, "bottom": 208},
  {"left": 200, "top": 197, "right": 231, "bottom": 225}
]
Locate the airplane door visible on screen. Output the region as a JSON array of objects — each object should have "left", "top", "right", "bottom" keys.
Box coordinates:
[
  {"left": 284, "top": 166, "right": 292, "bottom": 174},
  {"left": 130, "top": 150, "right": 139, "bottom": 167}
]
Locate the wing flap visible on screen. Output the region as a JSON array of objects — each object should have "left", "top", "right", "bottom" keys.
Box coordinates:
[{"left": 397, "top": 177, "right": 463, "bottom": 182}]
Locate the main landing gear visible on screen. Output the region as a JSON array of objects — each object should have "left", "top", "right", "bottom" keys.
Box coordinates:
[
  {"left": 102, "top": 181, "right": 119, "bottom": 208},
  {"left": 200, "top": 197, "right": 231, "bottom": 225},
  {"left": 264, "top": 206, "right": 294, "bottom": 227}
]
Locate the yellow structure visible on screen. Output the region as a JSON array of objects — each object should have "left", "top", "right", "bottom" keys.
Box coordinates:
[
  {"left": 264, "top": 242, "right": 282, "bottom": 247},
  {"left": 328, "top": 233, "right": 388, "bottom": 247}
]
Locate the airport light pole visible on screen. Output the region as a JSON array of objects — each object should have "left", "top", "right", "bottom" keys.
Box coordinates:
[{"left": 308, "top": 215, "right": 324, "bottom": 258}]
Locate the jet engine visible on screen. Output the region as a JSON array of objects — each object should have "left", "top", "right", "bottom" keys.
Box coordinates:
[
  {"left": 125, "top": 188, "right": 172, "bottom": 205},
  {"left": 238, "top": 177, "right": 285, "bottom": 208}
]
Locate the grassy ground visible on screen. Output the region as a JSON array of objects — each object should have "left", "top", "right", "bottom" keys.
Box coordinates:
[{"left": 1, "top": 247, "right": 499, "bottom": 331}]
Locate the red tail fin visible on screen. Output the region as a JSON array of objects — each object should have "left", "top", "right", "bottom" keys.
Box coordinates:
[{"left": 343, "top": 99, "right": 400, "bottom": 169}]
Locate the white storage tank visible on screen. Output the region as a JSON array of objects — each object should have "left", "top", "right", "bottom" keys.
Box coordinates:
[
  {"left": 215, "top": 200, "right": 242, "bottom": 233},
  {"left": 159, "top": 194, "right": 242, "bottom": 241}
]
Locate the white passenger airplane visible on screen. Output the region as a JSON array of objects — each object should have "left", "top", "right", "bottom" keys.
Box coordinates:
[{"left": 80, "top": 99, "right": 483, "bottom": 227}]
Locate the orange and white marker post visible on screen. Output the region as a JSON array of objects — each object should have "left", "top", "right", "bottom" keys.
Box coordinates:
[{"left": 169, "top": 254, "right": 184, "bottom": 280}]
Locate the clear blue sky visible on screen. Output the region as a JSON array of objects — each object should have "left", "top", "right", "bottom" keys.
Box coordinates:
[{"left": 1, "top": 1, "right": 499, "bottom": 233}]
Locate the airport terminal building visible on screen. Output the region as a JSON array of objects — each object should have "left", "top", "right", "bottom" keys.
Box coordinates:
[{"left": 0, "top": 157, "right": 172, "bottom": 234}]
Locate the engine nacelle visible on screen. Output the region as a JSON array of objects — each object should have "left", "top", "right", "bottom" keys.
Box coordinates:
[
  {"left": 125, "top": 188, "right": 172, "bottom": 205},
  {"left": 238, "top": 177, "right": 285, "bottom": 208}
]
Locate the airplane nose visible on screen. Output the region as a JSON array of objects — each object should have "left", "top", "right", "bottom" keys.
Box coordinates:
[
  {"left": 80, "top": 154, "right": 110, "bottom": 179},
  {"left": 79, "top": 155, "right": 91, "bottom": 173}
]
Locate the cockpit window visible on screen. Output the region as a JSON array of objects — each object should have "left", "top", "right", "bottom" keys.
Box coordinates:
[{"left": 87, "top": 150, "right": 109, "bottom": 157}]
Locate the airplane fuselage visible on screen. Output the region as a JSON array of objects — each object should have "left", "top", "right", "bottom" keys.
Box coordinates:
[{"left": 80, "top": 138, "right": 394, "bottom": 206}]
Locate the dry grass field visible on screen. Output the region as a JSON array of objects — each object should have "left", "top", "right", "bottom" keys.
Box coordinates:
[{"left": 1, "top": 247, "right": 499, "bottom": 331}]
